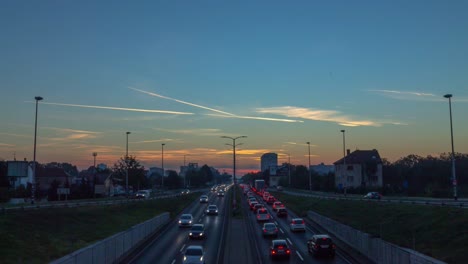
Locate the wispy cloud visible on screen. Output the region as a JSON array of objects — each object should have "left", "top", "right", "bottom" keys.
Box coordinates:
[
  {"left": 256, "top": 106, "right": 381, "bottom": 127},
  {"left": 369, "top": 89, "right": 436, "bottom": 97},
  {"left": 43, "top": 127, "right": 102, "bottom": 134},
  {"left": 155, "top": 128, "right": 226, "bottom": 137},
  {"left": 129, "top": 87, "right": 303, "bottom": 123},
  {"left": 0, "top": 133, "right": 31, "bottom": 138},
  {"left": 0, "top": 143, "right": 15, "bottom": 147},
  {"left": 35, "top": 102, "right": 194, "bottom": 115},
  {"left": 369, "top": 90, "right": 468, "bottom": 103},
  {"left": 283, "top": 142, "right": 318, "bottom": 147},
  {"left": 132, "top": 138, "right": 181, "bottom": 144},
  {"left": 129, "top": 87, "right": 235, "bottom": 116}
]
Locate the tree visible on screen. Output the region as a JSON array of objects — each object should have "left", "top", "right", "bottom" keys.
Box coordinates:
[
  {"left": 112, "top": 155, "right": 147, "bottom": 191},
  {"left": 165, "top": 170, "right": 182, "bottom": 189}
]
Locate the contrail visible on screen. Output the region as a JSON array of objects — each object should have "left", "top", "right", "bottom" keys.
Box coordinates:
[
  {"left": 205, "top": 114, "right": 303, "bottom": 123},
  {"left": 36, "top": 102, "right": 194, "bottom": 115},
  {"left": 129, "top": 87, "right": 236, "bottom": 116}
]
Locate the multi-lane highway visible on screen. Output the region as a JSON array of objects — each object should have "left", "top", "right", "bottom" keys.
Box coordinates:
[
  {"left": 129, "top": 186, "right": 230, "bottom": 264},
  {"left": 241, "top": 186, "right": 361, "bottom": 264}
]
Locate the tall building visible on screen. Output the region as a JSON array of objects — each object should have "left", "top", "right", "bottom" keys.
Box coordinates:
[{"left": 261, "top": 153, "right": 278, "bottom": 173}]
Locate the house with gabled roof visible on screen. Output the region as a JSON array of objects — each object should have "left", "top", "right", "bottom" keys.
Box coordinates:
[{"left": 333, "top": 149, "right": 383, "bottom": 189}]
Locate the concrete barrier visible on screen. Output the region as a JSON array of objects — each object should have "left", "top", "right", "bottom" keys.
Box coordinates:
[
  {"left": 50, "top": 212, "right": 170, "bottom": 264},
  {"left": 307, "top": 211, "right": 446, "bottom": 264}
]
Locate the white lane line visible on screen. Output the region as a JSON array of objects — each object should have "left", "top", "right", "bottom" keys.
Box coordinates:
[
  {"left": 180, "top": 244, "right": 186, "bottom": 253},
  {"left": 279, "top": 228, "right": 284, "bottom": 234},
  {"left": 171, "top": 260, "right": 176, "bottom": 264},
  {"left": 286, "top": 238, "right": 293, "bottom": 246},
  {"left": 199, "top": 218, "right": 202, "bottom": 222},
  {"left": 296, "top": 251, "right": 304, "bottom": 261},
  {"left": 275, "top": 221, "right": 278, "bottom": 225}
]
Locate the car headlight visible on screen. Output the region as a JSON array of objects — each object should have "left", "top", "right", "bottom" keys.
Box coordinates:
[
  {"left": 200, "top": 256, "right": 203, "bottom": 261},
  {"left": 183, "top": 256, "right": 187, "bottom": 261},
  {"left": 189, "top": 221, "right": 192, "bottom": 223},
  {"left": 200, "top": 233, "right": 203, "bottom": 236},
  {"left": 179, "top": 220, "right": 182, "bottom": 224},
  {"left": 189, "top": 233, "right": 192, "bottom": 236},
  {"left": 215, "top": 210, "right": 218, "bottom": 213}
]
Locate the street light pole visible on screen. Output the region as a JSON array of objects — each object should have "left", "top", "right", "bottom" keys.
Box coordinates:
[
  {"left": 288, "top": 153, "right": 291, "bottom": 187},
  {"left": 161, "top": 143, "right": 166, "bottom": 189},
  {"left": 444, "top": 94, "right": 457, "bottom": 200},
  {"left": 221, "top": 135, "right": 247, "bottom": 210},
  {"left": 307, "top": 142, "right": 311, "bottom": 191},
  {"left": 183, "top": 154, "right": 188, "bottom": 188},
  {"left": 32, "top": 96, "right": 43, "bottom": 204},
  {"left": 341, "top": 130, "right": 347, "bottom": 196},
  {"left": 125, "top": 131, "right": 130, "bottom": 197},
  {"left": 92, "top": 152, "right": 97, "bottom": 168}
]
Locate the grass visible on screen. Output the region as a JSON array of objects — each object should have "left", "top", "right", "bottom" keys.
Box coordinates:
[
  {"left": 0, "top": 193, "right": 198, "bottom": 264},
  {"left": 272, "top": 192, "right": 468, "bottom": 264}
]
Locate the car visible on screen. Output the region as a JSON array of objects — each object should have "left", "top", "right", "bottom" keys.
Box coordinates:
[
  {"left": 199, "top": 195, "right": 209, "bottom": 203},
  {"left": 276, "top": 186, "right": 284, "bottom": 191},
  {"left": 263, "top": 192, "right": 270, "bottom": 201},
  {"left": 181, "top": 189, "right": 191, "bottom": 195},
  {"left": 270, "top": 239, "right": 291, "bottom": 259},
  {"left": 134, "top": 190, "right": 150, "bottom": 199},
  {"left": 266, "top": 196, "right": 276, "bottom": 204},
  {"left": 253, "top": 203, "right": 264, "bottom": 213},
  {"left": 217, "top": 191, "right": 225, "bottom": 197},
  {"left": 178, "top": 214, "right": 194, "bottom": 227},
  {"left": 189, "top": 224, "right": 205, "bottom": 239},
  {"left": 307, "top": 234, "right": 336, "bottom": 257},
  {"left": 364, "top": 192, "right": 382, "bottom": 200},
  {"left": 290, "top": 218, "right": 306, "bottom": 232},
  {"left": 272, "top": 201, "right": 284, "bottom": 211},
  {"left": 256, "top": 208, "right": 270, "bottom": 222},
  {"left": 262, "top": 223, "right": 278, "bottom": 237},
  {"left": 183, "top": 245, "right": 205, "bottom": 264},
  {"left": 206, "top": 204, "right": 219, "bottom": 215},
  {"left": 249, "top": 201, "right": 259, "bottom": 210},
  {"left": 276, "top": 208, "right": 288, "bottom": 217}
]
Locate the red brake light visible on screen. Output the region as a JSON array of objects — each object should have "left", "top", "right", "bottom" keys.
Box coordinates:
[
  {"left": 286, "top": 249, "right": 291, "bottom": 254},
  {"left": 322, "top": 238, "right": 327, "bottom": 240},
  {"left": 271, "top": 250, "right": 276, "bottom": 254},
  {"left": 278, "top": 246, "right": 284, "bottom": 249}
]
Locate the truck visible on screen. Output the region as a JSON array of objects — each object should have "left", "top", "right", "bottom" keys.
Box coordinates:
[{"left": 254, "top": 179, "right": 265, "bottom": 193}]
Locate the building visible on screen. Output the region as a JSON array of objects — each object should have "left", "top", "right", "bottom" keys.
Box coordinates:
[
  {"left": 261, "top": 153, "right": 278, "bottom": 173},
  {"left": 6, "top": 161, "right": 30, "bottom": 188},
  {"left": 311, "top": 163, "right": 335, "bottom": 176},
  {"left": 333, "top": 149, "right": 383, "bottom": 189}
]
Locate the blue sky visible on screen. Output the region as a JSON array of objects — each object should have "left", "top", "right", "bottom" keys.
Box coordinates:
[{"left": 1, "top": 0, "right": 467, "bottom": 173}]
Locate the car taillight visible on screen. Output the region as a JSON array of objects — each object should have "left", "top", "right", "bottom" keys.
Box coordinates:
[
  {"left": 278, "top": 246, "right": 284, "bottom": 249},
  {"left": 301, "top": 221, "right": 305, "bottom": 224},
  {"left": 286, "top": 249, "right": 290, "bottom": 254},
  {"left": 271, "top": 250, "right": 276, "bottom": 254},
  {"left": 263, "top": 229, "right": 266, "bottom": 232},
  {"left": 275, "top": 228, "right": 278, "bottom": 232}
]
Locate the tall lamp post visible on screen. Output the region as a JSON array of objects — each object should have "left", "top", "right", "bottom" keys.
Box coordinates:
[
  {"left": 221, "top": 135, "right": 247, "bottom": 210},
  {"left": 444, "top": 94, "right": 457, "bottom": 200},
  {"left": 341, "top": 130, "right": 347, "bottom": 196},
  {"left": 306, "top": 142, "right": 311, "bottom": 191},
  {"left": 125, "top": 132, "right": 131, "bottom": 197},
  {"left": 161, "top": 143, "right": 166, "bottom": 189},
  {"left": 183, "top": 154, "right": 189, "bottom": 188},
  {"left": 92, "top": 152, "right": 98, "bottom": 168},
  {"left": 32, "top": 96, "right": 43, "bottom": 204}
]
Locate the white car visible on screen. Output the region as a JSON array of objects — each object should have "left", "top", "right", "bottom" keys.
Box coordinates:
[
  {"left": 206, "top": 204, "right": 219, "bottom": 215},
  {"left": 178, "top": 214, "right": 194, "bottom": 227},
  {"left": 199, "top": 195, "right": 209, "bottom": 203},
  {"left": 256, "top": 208, "right": 270, "bottom": 222},
  {"left": 134, "top": 190, "right": 150, "bottom": 199},
  {"left": 290, "top": 218, "right": 306, "bottom": 232},
  {"left": 183, "top": 245, "right": 205, "bottom": 264}
]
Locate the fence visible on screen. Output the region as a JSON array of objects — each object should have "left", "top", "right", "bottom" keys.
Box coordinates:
[
  {"left": 307, "top": 211, "right": 446, "bottom": 264},
  {"left": 50, "top": 212, "right": 170, "bottom": 264}
]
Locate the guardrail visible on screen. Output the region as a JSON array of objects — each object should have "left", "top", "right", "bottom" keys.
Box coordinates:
[
  {"left": 50, "top": 212, "right": 170, "bottom": 264},
  {"left": 282, "top": 190, "right": 468, "bottom": 209},
  {"left": 307, "top": 211, "right": 446, "bottom": 264},
  {"left": 1, "top": 189, "right": 207, "bottom": 214}
]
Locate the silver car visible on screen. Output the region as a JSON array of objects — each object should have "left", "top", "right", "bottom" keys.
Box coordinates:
[
  {"left": 206, "top": 204, "right": 218, "bottom": 215},
  {"left": 183, "top": 245, "right": 205, "bottom": 264},
  {"left": 290, "top": 218, "right": 306, "bottom": 232},
  {"left": 178, "top": 214, "right": 193, "bottom": 227},
  {"left": 256, "top": 208, "right": 271, "bottom": 222}
]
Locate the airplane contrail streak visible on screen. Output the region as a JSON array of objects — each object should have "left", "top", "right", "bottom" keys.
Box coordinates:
[
  {"left": 129, "top": 87, "right": 236, "bottom": 116},
  {"left": 206, "top": 114, "right": 303, "bottom": 123},
  {"left": 37, "top": 102, "right": 194, "bottom": 115}
]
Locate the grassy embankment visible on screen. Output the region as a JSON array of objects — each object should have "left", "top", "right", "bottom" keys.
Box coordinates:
[
  {"left": 0, "top": 193, "right": 198, "bottom": 264},
  {"left": 273, "top": 192, "right": 468, "bottom": 264}
]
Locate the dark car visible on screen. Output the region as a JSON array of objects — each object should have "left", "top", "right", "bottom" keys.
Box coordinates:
[
  {"left": 364, "top": 192, "right": 382, "bottom": 200},
  {"left": 266, "top": 196, "right": 276, "bottom": 204},
  {"left": 262, "top": 223, "right": 278, "bottom": 238},
  {"left": 189, "top": 224, "right": 205, "bottom": 239},
  {"left": 307, "top": 234, "right": 336, "bottom": 257},
  {"left": 276, "top": 208, "right": 288, "bottom": 217},
  {"left": 270, "top": 239, "right": 291, "bottom": 259}
]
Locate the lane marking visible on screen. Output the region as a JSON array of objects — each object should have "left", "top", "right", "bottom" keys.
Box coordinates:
[
  {"left": 286, "top": 238, "right": 293, "bottom": 245},
  {"left": 279, "top": 228, "right": 284, "bottom": 234},
  {"left": 199, "top": 218, "right": 202, "bottom": 222},
  {"left": 171, "top": 260, "right": 176, "bottom": 264},
  {"left": 296, "top": 251, "right": 304, "bottom": 261},
  {"left": 180, "top": 244, "right": 186, "bottom": 252},
  {"left": 275, "top": 221, "right": 278, "bottom": 225}
]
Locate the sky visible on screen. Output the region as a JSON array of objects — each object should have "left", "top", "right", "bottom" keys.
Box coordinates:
[{"left": 1, "top": 0, "right": 467, "bottom": 175}]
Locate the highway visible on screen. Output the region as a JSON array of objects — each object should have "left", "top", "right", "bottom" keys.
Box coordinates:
[
  {"left": 241, "top": 187, "right": 359, "bottom": 264},
  {"left": 129, "top": 187, "right": 230, "bottom": 264}
]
